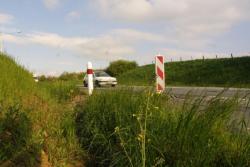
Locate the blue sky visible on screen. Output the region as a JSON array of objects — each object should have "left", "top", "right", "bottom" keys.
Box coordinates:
[{"left": 0, "top": 0, "right": 250, "bottom": 75}]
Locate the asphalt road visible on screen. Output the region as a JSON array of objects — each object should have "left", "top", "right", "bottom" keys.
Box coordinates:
[
  {"left": 78, "top": 85, "right": 250, "bottom": 98},
  {"left": 78, "top": 85, "right": 250, "bottom": 127},
  {"left": 165, "top": 86, "right": 250, "bottom": 98}
]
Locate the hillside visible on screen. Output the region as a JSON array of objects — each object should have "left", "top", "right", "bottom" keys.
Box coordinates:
[
  {"left": 0, "top": 54, "right": 82, "bottom": 166},
  {"left": 0, "top": 54, "right": 35, "bottom": 106},
  {"left": 118, "top": 56, "right": 250, "bottom": 87}
]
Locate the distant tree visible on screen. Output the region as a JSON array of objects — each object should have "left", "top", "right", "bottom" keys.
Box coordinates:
[
  {"left": 106, "top": 60, "right": 138, "bottom": 76},
  {"left": 38, "top": 75, "right": 46, "bottom": 81}
]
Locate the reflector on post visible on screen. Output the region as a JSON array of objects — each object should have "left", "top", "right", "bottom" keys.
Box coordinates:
[{"left": 155, "top": 55, "right": 165, "bottom": 93}]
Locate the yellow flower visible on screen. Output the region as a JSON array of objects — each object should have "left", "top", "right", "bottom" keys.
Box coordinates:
[
  {"left": 114, "top": 126, "right": 120, "bottom": 133},
  {"left": 154, "top": 106, "right": 159, "bottom": 110},
  {"left": 137, "top": 133, "right": 144, "bottom": 142}
]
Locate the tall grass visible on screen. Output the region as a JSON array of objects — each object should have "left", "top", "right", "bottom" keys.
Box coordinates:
[
  {"left": 0, "top": 54, "right": 83, "bottom": 166},
  {"left": 39, "top": 80, "right": 81, "bottom": 103},
  {"left": 76, "top": 89, "right": 250, "bottom": 167}
]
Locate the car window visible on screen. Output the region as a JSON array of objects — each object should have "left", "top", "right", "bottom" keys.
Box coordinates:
[{"left": 95, "top": 71, "right": 110, "bottom": 77}]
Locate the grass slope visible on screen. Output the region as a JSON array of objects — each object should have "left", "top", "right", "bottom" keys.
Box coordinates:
[
  {"left": 118, "top": 56, "right": 250, "bottom": 87},
  {"left": 0, "top": 54, "right": 83, "bottom": 166}
]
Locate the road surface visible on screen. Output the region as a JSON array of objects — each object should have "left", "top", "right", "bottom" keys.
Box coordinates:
[
  {"left": 78, "top": 85, "right": 250, "bottom": 127},
  {"left": 165, "top": 86, "right": 250, "bottom": 98},
  {"left": 78, "top": 85, "right": 250, "bottom": 98}
]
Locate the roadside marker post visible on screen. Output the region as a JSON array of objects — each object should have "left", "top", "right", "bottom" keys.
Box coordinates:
[
  {"left": 155, "top": 55, "right": 165, "bottom": 93},
  {"left": 87, "top": 62, "right": 94, "bottom": 95}
]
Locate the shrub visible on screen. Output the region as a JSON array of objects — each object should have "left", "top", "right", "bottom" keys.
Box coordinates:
[
  {"left": 0, "top": 104, "right": 31, "bottom": 161},
  {"left": 106, "top": 60, "right": 138, "bottom": 77}
]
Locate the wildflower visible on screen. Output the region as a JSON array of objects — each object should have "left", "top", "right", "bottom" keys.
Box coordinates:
[
  {"left": 120, "top": 142, "right": 125, "bottom": 146},
  {"left": 114, "top": 126, "right": 120, "bottom": 133},
  {"left": 132, "top": 114, "right": 136, "bottom": 117},
  {"left": 137, "top": 133, "right": 144, "bottom": 142}
]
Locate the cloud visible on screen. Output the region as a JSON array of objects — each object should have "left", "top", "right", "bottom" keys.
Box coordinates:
[
  {"left": 93, "top": 0, "right": 250, "bottom": 43},
  {"left": 65, "top": 11, "right": 81, "bottom": 21},
  {"left": 43, "top": 0, "right": 60, "bottom": 10},
  {"left": 111, "top": 29, "right": 165, "bottom": 43},
  {"left": 0, "top": 13, "right": 14, "bottom": 24},
  {"left": 57, "top": 61, "right": 74, "bottom": 66},
  {"left": 2, "top": 29, "right": 163, "bottom": 60},
  {"left": 160, "top": 48, "right": 248, "bottom": 62}
]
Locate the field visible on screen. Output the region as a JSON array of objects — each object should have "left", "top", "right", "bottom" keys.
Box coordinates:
[
  {"left": 1, "top": 53, "right": 250, "bottom": 167},
  {"left": 118, "top": 57, "right": 250, "bottom": 87}
]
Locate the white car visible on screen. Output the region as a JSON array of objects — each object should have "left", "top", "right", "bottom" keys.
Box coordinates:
[
  {"left": 33, "top": 74, "right": 39, "bottom": 82},
  {"left": 83, "top": 71, "right": 117, "bottom": 87}
]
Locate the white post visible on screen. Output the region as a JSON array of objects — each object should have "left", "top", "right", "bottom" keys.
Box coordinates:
[{"left": 87, "top": 62, "right": 94, "bottom": 95}]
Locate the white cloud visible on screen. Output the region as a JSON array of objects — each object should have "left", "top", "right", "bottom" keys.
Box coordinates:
[
  {"left": 111, "top": 29, "right": 165, "bottom": 43},
  {"left": 43, "top": 0, "right": 60, "bottom": 10},
  {"left": 160, "top": 48, "right": 247, "bottom": 62},
  {"left": 0, "top": 13, "right": 14, "bottom": 24},
  {"left": 93, "top": 0, "right": 250, "bottom": 42},
  {"left": 2, "top": 29, "right": 163, "bottom": 60}
]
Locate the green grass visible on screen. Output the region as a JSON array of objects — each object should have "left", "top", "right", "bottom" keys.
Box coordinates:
[
  {"left": 0, "top": 53, "right": 83, "bottom": 166},
  {"left": 118, "top": 57, "right": 250, "bottom": 87},
  {"left": 2, "top": 52, "right": 250, "bottom": 166},
  {"left": 75, "top": 88, "right": 250, "bottom": 167},
  {"left": 39, "top": 80, "right": 81, "bottom": 103}
]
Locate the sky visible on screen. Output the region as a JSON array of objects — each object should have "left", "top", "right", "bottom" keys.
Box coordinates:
[{"left": 0, "top": 0, "right": 250, "bottom": 76}]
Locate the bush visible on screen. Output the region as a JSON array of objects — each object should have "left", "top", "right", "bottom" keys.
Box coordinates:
[
  {"left": 75, "top": 89, "right": 250, "bottom": 167},
  {"left": 0, "top": 104, "right": 31, "bottom": 161},
  {"left": 106, "top": 60, "right": 138, "bottom": 77}
]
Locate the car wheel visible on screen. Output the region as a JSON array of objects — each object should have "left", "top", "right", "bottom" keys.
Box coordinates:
[
  {"left": 112, "top": 84, "right": 116, "bottom": 87},
  {"left": 95, "top": 80, "right": 100, "bottom": 87},
  {"left": 84, "top": 81, "right": 88, "bottom": 87}
]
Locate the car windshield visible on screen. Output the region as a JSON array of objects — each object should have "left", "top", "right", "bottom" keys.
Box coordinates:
[{"left": 95, "top": 71, "right": 110, "bottom": 77}]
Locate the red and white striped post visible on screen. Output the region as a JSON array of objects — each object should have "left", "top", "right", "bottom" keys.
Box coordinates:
[
  {"left": 155, "top": 54, "right": 165, "bottom": 93},
  {"left": 87, "top": 62, "right": 94, "bottom": 95}
]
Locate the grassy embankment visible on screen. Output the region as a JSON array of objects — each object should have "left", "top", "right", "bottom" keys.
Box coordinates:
[
  {"left": 1, "top": 53, "right": 250, "bottom": 167},
  {"left": 75, "top": 89, "right": 250, "bottom": 167},
  {"left": 0, "top": 53, "right": 84, "bottom": 166},
  {"left": 117, "top": 56, "right": 250, "bottom": 87}
]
